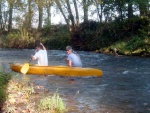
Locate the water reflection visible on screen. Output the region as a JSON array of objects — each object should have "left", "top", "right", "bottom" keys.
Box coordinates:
[{"left": 0, "top": 49, "right": 150, "bottom": 113}]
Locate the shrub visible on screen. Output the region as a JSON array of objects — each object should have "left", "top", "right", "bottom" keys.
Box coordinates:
[
  {"left": 125, "top": 36, "right": 145, "bottom": 51},
  {"left": 3, "top": 28, "right": 35, "bottom": 48},
  {"left": 38, "top": 93, "right": 66, "bottom": 113},
  {"left": 0, "top": 72, "right": 11, "bottom": 103},
  {"left": 42, "top": 25, "right": 70, "bottom": 50}
]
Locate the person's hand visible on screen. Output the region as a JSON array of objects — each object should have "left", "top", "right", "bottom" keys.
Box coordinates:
[
  {"left": 31, "top": 55, "right": 33, "bottom": 59},
  {"left": 40, "top": 43, "right": 43, "bottom": 46},
  {"left": 65, "top": 58, "right": 67, "bottom": 62}
]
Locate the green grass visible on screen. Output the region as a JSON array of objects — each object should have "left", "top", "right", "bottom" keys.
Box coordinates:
[
  {"left": 0, "top": 71, "right": 12, "bottom": 103},
  {"left": 0, "top": 68, "right": 67, "bottom": 112},
  {"left": 38, "top": 93, "right": 67, "bottom": 113},
  {"left": 105, "top": 35, "right": 150, "bottom": 56}
]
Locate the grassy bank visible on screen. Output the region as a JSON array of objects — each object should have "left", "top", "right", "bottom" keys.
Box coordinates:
[
  {"left": 0, "top": 72, "right": 12, "bottom": 110},
  {"left": 98, "top": 36, "right": 150, "bottom": 57},
  {"left": 0, "top": 71, "right": 67, "bottom": 113}
]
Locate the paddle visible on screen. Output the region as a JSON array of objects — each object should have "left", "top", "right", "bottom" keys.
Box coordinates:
[
  {"left": 20, "top": 60, "right": 31, "bottom": 74},
  {"left": 20, "top": 48, "right": 37, "bottom": 74}
]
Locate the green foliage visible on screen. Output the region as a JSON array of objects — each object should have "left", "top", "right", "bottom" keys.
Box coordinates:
[
  {"left": 41, "top": 25, "right": 70, "bottom": 50},
  {"left": 72, "top": 17, "right": 149, "bottom": 56},
  {"left": 108, "top": 36, "right": 150, "bottom": 56},
  {"left": 41, "top": 25, "right": 52, "bottom": 37},
  {"left": 0, "top": 17, "right": 149, "bottom": 56},
  {"left": 0, "top": 72, "right": 12, "bottom": 103},
  {"left": 43, "top": 36, "right": 70, "bottom": 50},
  {"left": 125, "top": 36, "right": 150, "bottom": 53},
  {"left": 125, "top": 36, "right": 144, "bottom": 50},
  {"left": 38, "top": 93, "right": 66, "bottom": 113},
  {"left": 0, "top": 72, "right": 11, "bottom": 86},
  {"left": 3, "top": 28, "right": 35, "bottom": 48},
  {"left": 75, "top": 21, "right": 108, "bottom": 50},
  {"left": 110, "top": 41, "right": 127, "bottom": 53}
]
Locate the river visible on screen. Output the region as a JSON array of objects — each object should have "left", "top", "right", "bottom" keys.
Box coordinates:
[{"left": 0, "top": 49, "right": 150, "bottom": 113}]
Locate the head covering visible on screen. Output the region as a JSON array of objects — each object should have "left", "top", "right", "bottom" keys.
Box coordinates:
[{"left": 66, "top": 46, "right": 72, "bottom": 51}]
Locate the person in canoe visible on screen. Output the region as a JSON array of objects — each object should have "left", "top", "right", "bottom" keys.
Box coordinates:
[
  {"left": 31, "top": 43, "right": 48, "bottom": 66},
  {"left": 65, "top": 46, "right": 82, "bottom": 67}
]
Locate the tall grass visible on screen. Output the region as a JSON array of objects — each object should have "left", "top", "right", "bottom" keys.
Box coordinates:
[
  {"left": 38, "top": 93, "right": 67, "bottom": 113},
  {"left": 0, "top": 71, "right": 11, "bottom": 103}
]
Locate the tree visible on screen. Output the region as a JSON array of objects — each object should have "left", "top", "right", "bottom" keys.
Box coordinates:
[
  {"left": 44, "top": 0, "right": 54, "bottom": 26},
  {"left": 27, "top": 0, "right": 32, "bottom": 30},
  {"left": 138, "top": 0, "right": 149, "bottom": 17},
  {"left": 35, "top": 0, "right": 44, "bottom": 30},
  {"left": 115, "top": 0, "right": 126, "bottom": 21},
  {"left": 21, "top": 0, "right": 33, "bottom": 31},
  {"left": 83, "top": 0, "right": 88, "bottom": 22},
  {"left": 0, "top": 0, "right": 9, "bottom": 30},
  {"left": 7, "top": 0, "right": 15, "bottom": 31},
  {"left": 73, "top": 0, "right": 79, "bottom": 26},
  {"left": 94, "top": 0, "right": 104, "bottom": 23},
  {"left": 7, "top": 0, "right": 23, "bottom": 31},
  {"left": 127, "top": 0, "right": 133, "bottom": 18},
  {"left": 0, "top": 0, "right": 3, "bottom": 29},
  {"left": 54, "top": 0, "right": 77, "bottom": 31}
]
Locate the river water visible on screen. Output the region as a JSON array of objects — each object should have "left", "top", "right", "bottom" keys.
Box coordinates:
[{"left": 0, "top": 49, "right": 150, "bottom": 113}]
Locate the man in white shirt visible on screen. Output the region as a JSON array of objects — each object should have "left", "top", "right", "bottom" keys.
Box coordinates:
[{"left": 31, "top": 43, "right": 48, "bottom": 66}]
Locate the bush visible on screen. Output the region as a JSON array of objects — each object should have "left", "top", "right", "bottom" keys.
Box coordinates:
[
  {"left": 38, "top": 93, "right": 66, "bottom": 113},
  {"left": 0, "top": 72, "right": 11, "bottom": 103},
  {"left": 41, "top": 25, "right": 70, "bottom": 50},
  {"left": 3, "top": 28, "right": 35, "bottom": 48},
  {"left": 125, "top": 36, "right": 146, "bottom": 51}
]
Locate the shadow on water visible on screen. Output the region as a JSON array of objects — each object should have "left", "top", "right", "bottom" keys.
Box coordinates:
[{"left": 0, "top": 48, "right": 150, "bottom": 113}]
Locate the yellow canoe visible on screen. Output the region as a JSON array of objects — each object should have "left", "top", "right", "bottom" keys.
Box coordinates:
[{"left": 10, "top": 63, "right": 103, "bottom": 77}]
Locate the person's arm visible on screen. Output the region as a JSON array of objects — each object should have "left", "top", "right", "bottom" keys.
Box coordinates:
[
  {"left": 31, "top": 55, "right": 36, "bottom": 60},
  {"left": 65, "top": 58, "right": 72, "bottom": 67},
  {"left": 31, "top": 52, "right": 38, "bottom": 61},
  {"left": 40, "top": 43, "right": 46, "bottom": 50},
  {"left": 68, "top": 60, "right": 72, "bottom": 67}
]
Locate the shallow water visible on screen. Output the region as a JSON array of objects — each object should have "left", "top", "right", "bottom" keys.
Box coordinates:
[{"left": 0, "top": 49, "right": 150, "bottom": 113}]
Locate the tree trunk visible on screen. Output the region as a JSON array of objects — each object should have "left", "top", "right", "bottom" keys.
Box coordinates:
[
  {"left": 65, "top": 0, "right": 75, "bottom": 30},
  {"left": 95, "top": 0, "right": 103, "bottom": 23},
  {"left": 38, "top": 6, "right": 43, "bottom": 30},
  {"left": 83, "top": 0, "right": 88, "bottom": 22},
  {"left": 27, "top": 0, "right": 32, "bottom": 30},
  {"left": 55, "top": 0, "right": 70, "bottom": 27},
  {"left": 73, "top": 0, "right": 79, "bottom": 26},
  {"left": 8, "top": 4, "right": 13, "bottom": 31},
  {"left": 128, "top": 0, "right": 133, "bottom": 18},
  {"left": 46, "top": 2, "right": 51, "bottom": 26},
  {"left": 0, "top": 2, "right": 2, "bottom": 29}
]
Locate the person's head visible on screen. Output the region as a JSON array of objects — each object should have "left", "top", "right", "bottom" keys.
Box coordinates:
[
  {"left": 35, "top": 43, "right": 43, "bottom": 51},
  {"left": 66, "top": 46, "right": 72, "bottom": 54}
]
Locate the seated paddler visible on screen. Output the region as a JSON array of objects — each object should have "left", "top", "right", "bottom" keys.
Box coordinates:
[{"left": 65, "top": 46, "right": 82, "bottom": 67}]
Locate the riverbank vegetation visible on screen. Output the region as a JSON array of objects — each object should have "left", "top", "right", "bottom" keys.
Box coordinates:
[
  {"left": 0, "top": 72, "right": 12, "bottom": 110},
  {"left": 0, "top": 17, "right": 149, "bottom": 57},
  {"left": 0, "top": 70, "right": 67, "bottom": 113},
  {"left": 0, "top": 0, "right": 149, "bottom": 57}
]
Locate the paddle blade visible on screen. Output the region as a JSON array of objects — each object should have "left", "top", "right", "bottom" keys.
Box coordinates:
[{"left": 20, "top": 63, "right": 29, "bottom": 74}]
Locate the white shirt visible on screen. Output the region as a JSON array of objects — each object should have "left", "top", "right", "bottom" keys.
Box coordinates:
[{"left": 33, "top": 50, "right": 48, "bottom": 66}]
